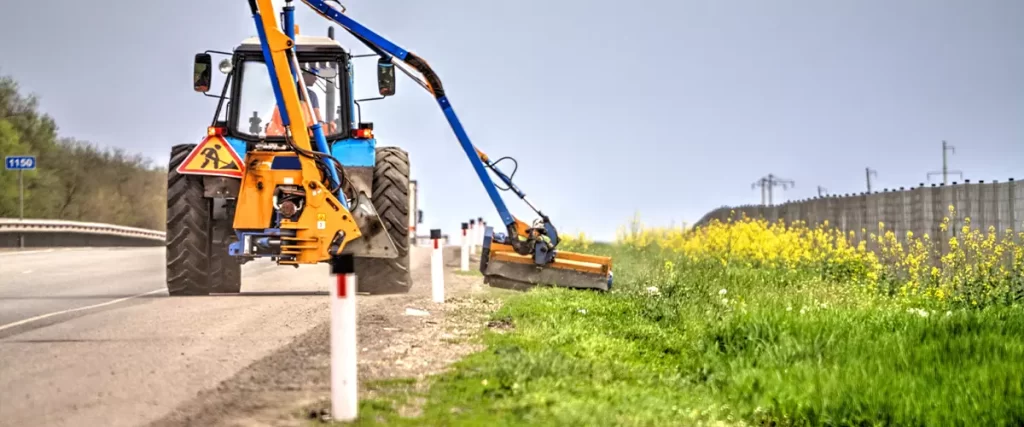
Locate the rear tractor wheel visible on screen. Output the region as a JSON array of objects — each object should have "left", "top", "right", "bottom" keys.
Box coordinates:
[
  {"left": 354, "top": 146, "right": 412, "bottom": 294},
  {"left": 165, "top": 144, "right": 241, "bottom": 296}
]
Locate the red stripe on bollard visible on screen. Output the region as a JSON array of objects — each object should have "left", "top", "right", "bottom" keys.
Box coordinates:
[
  {"left": 433, "top": 239, "right": 438, "bottom": 249},
  {"left": 336, "top": 274, "right": 347, "bottom": 298}
]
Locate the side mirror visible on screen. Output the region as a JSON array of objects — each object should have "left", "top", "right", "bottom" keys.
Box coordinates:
[
  {"left": 193, "top": 53, "right": 212, "bottom": 93},
  {"left": 377, "top": 58, "right": 396, "bottom": 96}
]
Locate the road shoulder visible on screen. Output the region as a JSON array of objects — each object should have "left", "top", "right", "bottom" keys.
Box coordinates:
[{"left": 150, "top": 249, "right": 509, "bottom": 427}]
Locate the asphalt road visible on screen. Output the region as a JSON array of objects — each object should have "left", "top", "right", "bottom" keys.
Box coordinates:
[{"left": 0, "top": 247, "right": 417, "bottom": 427}]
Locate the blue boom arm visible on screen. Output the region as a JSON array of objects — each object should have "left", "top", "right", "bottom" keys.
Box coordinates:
[
  {"left": 298, "top": 0, "right": 560, "bottom": 252},
  {"left": 282, "top": 3, "right": 344, "bottom": 200}
]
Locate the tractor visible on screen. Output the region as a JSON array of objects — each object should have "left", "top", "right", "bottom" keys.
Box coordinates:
[{"left": 166, "top": 25, "right": 410, "bottom": 296}]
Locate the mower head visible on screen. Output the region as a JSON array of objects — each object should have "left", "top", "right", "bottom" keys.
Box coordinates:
[{"left": 479, "top": 226, "right": 613, "bottom": 292}]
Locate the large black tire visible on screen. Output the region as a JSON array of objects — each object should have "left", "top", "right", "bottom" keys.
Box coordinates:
[
  {"left": 165, "top": 144, "right": 214, "bottom": 296},
  {"left": 354, "top": 146, "right": 412, "bottom": 294},
  {"left": 209, "top": 242, "right": 242, "bottom": 293}
]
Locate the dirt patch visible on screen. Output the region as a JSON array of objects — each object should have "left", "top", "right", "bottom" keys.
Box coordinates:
[
  {"left": 148, "top": 246, "right": 508, "bottom": 427},
  {"left": 485, "top": 316, "right": 515, "bottom": 333}
]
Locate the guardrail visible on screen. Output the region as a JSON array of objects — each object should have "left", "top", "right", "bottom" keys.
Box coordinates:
[{"left": 0, "top": 218, "right": 165, "bottom": 248}]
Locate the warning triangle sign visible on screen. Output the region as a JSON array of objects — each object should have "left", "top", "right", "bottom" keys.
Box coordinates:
[{"left": 176, "top": 135, "right": 245, "bottom": 178}]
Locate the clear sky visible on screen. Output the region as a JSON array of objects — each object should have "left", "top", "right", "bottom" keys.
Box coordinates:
[{"left": 1, "top": 0, "right": 1022, "bottom": 241}]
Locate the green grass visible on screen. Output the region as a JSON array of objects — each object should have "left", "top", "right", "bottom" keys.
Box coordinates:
[{"left": 342, "top": 244, "right": 1024, "bottom": 426}]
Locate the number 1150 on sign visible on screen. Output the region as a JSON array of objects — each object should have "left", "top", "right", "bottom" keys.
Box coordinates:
[{"left": 5, "top": 156, "right": 36, "bottom": 170}]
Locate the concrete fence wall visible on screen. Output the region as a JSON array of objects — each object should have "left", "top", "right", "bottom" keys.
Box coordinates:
[{"left": 695, "top": 179, "right": 1024, "bottom": 253}]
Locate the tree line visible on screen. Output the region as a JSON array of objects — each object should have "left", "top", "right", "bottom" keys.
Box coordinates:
[{"left": 0, "top": 74, "right": 167, "bottom": 230}]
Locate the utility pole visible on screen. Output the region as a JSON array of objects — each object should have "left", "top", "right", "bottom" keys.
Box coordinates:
[
  {"left": 752, "top": 174, "right": 794, "bottom": 206},
  {"left": 817, "top": 186, "right": 828, "bottom": 197},
  {"left": 751, "top": 177, "right": 768, "bottom": 205},
  {"left": 865, "top": 167, "right": 877, "bottom": 192},
  {"left": 927, "top": 140, "right": 963, "bottom": 184}
]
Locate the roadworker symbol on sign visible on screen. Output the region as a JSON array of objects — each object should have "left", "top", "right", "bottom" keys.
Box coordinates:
[{"left": 176, "top": 135, "right": 245, "bottom": 178}]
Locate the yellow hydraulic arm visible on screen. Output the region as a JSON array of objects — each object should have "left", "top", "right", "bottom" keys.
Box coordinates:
[{"left": 236, "top": 0, "right": 362, "bottom": 264}]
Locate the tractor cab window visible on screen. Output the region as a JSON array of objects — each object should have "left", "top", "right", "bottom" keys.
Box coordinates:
[{"left": 233, "top": 59, "right": 347, "bottom": 139}]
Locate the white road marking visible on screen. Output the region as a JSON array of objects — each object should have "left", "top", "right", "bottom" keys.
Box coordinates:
[
  {"left": 0, "top": 249, "right": 56, "bottom": 256},
  {"left": 0, "top": 247, "right": 111, "bottom": 257},
  {"left": 0, "top": 288, "right": 166, "bottom": 332}
]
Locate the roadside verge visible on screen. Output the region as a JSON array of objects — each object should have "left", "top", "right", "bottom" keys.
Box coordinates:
[{"left": 150, "top": 246, "right": 509, "bottom": 427}]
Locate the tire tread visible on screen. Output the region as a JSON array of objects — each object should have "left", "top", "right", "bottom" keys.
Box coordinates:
[
  {"left": 165, "top": 144, "right": 213, "bottom": 296},
  {"left": 354, "top": 146, "right": 412, "bottom": 294}
]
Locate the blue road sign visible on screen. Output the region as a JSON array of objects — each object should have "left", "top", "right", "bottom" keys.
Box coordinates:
[{"left": 5, "top": 156, "right": 36, "bottom": 170}]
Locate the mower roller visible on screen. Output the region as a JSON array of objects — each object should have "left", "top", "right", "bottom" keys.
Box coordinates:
[{"left": 481, "top": 229, "right": 614, "bottom": 291}]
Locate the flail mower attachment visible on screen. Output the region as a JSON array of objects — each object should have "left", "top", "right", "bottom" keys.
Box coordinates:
[{"left": 479, "top": 223, "right": 613, "bottom": 292}]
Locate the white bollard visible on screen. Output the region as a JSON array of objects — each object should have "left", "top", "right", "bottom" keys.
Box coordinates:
[
  {"left": 430, "top": 229, "right": 445, "bottom": 303},
  {"left": 479, "top": 220, "right": 486, "bottom": 252},
  {"left": 460, "top": 222, "right": 470, "bottom": 272},
  {"left": 476, "top": 217, "right": 484, "bottom": 253},
  {"left": 468, "top": 219, "right": 476, "bottom": 257},
  {"left": 329, "top": 255, "right": 358, "bottom": 422}
]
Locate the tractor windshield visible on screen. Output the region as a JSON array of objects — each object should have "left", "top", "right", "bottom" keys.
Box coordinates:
[{"left": 233, "top": 59, "right": 347, "bottom": 139}]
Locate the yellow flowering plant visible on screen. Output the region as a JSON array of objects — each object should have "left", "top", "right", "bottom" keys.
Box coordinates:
[{"left": 617, "top": 208, "right": 1023, "bottom": 308}]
